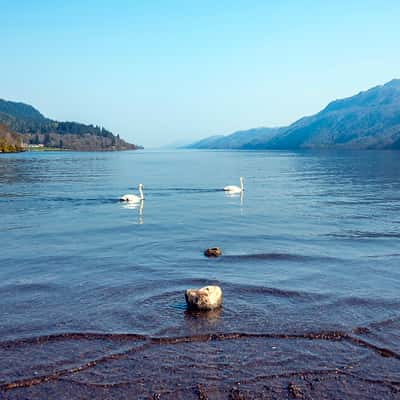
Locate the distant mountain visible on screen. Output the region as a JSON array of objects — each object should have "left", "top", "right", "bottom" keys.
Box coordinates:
[
  {"left": 186, "top": 135, "right": 224, "bottom": 149},
  {"left": 0, "top": 99, "right": 142, "bottom": 151},
  {"left": 187, "top": 79, "right": 400, "bottom": 150},
  {"left": 0, "top": 123, "right": 25, "bottom": 153},
  {"left": 187, "top": 128, "right": 282, "bottom": 149}
]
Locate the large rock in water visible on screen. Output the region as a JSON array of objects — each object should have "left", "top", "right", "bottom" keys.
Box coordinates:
[{"left": 185, "top": 285, "right": 222, "bottom": 311}]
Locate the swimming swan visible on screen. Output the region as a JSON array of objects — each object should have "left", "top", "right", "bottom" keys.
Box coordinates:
[
  {"left": 224, "top": 177, "right": 244, "bottom": 193},
  {"left": 120, "top": 184, "right": 144, "bottom": 202}
]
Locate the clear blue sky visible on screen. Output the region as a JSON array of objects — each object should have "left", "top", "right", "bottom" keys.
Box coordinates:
[{"left": 1, "top": 0, "right": 399, "bottom": 147}]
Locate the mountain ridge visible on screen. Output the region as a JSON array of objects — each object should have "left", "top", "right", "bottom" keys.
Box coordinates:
[{"left": 187, "top": 79, "right": 400, "bottom": 150}]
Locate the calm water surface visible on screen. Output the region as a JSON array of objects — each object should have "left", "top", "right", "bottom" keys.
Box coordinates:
[{"left": 1, "top": 149, "right": 399, "bottom": 399}]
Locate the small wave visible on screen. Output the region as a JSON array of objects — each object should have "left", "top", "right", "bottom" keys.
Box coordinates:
[
  {"left": 37, "top": 197, "right": 118, "bottom": 205},
  {"left": 1, "top": 195, "right": 117, "bottom": 205},
  {"left": 1, "top": 329, "right": 397, "bottom": 355},
  {"left": 0, "top": 282, "right": 62, "bottom": 295},
  {"left": 365, "top": 317, "right": 400, "bottom": 330},
  {"left": 223, "top": 282, "right": 325, "bottom": 301},
  {"left": 322, "top": 200, "right": 380, "bottom": 206},
  {"left": 0, "top": 193, "right": 33, "bottom": 199},
  {"left": 221, "top": 253, "right": 333, "bottom": 262},
  {"left": 155, "top": 278, "right": 323, "bottom": 301},
  {"left": 330, "top": 296, "right": 400, "bottom": 309},
  {"left": 61, "top": 196, "right": 116, "bottom": 203},
  {"left": 162, "top": 279, "right": 327, "bottom": 302},
  {"left": 0, "top": 225, "right": 34, "bottom": 232},
  {"left": 325, "top": 230, "right": 400, "bottom": 239},
  {"left": 366, "top": 253, "right": 400, "bottom": 258},
  {"left": 0, "top": 332, "right": 147, "bottom": 349},
  {"left": 145, "top": 187, "right": 223, "bottom": 193}
]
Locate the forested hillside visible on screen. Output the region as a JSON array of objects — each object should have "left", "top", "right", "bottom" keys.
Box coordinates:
[{"left": 0, "top": 99, "right": 141, "bottom": 151}]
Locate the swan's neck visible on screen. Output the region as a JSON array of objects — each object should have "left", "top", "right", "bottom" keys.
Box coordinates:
[
  {"left": 240, "top": 178, "right": 244, "bottom": 190},
  {"left": 139, "top": 186, "right": 144, "bottom": 200},
  {"left": 139, "top": 200, "right": 144, "bottom": 215}
]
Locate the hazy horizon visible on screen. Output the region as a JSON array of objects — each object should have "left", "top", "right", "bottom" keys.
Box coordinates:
[{"left": 2, "top": 1, "right": 399, "bottom": 147}]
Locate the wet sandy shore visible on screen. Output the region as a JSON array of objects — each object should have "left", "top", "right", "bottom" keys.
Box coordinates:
[{"left": 1, "top": 327, "right": 399, "bottom": 399}]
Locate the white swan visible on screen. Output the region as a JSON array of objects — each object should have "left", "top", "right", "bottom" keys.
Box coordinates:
[
  {"left": 120, "top": 183, "right": 144, "bottom": 202},
  {"left": 224, "top": 177, "right": 244, "bottom": 193}
]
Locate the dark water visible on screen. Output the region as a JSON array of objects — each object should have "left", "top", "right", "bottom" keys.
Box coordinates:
[{"left": 1, "top": 149, "right": 400, "bottom": 399}]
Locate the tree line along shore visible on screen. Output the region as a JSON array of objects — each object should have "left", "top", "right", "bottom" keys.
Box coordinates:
[{"left": 0, "top": 99, "right": 142, "bottom": 153}]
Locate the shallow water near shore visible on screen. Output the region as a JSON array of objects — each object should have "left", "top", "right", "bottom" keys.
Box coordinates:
[{"left": 1, "top": 149, "right": 400, "bottom": 399}]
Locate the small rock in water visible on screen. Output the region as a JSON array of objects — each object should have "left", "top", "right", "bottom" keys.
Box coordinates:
[
  {"left": 204, "top": 247, "right": 222, "bottom": 257},
  {"left": 185, "top": 285, "right": 222, "bottom": 311},
  {"left": 288, "top": 382, "right": 303, "bottom": 399}
]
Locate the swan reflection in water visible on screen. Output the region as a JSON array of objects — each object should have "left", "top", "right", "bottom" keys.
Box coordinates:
[
  {"left": 121, "top": 199, "right": 144, "bottom": 224},
  {"left": 224, "top": 190, "right": 244, "bottom": 207}
]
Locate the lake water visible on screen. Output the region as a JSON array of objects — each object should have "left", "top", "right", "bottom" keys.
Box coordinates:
[{"left": 1, "top": 149, "right": 400, "bottom": 399}]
